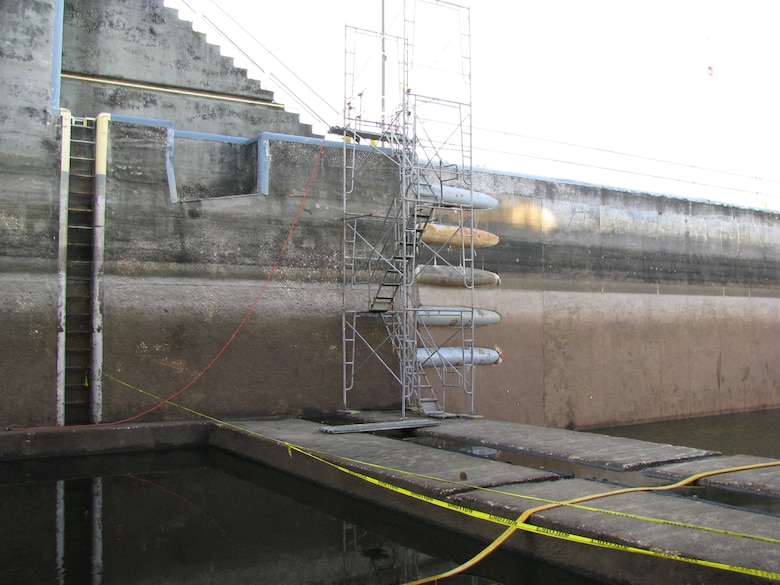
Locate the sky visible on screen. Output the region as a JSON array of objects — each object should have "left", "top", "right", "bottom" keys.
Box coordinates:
[{"left": 164, "top": 0, "right": 780, "bottom": 211}]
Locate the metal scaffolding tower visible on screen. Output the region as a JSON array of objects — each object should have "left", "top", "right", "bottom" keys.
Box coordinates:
[{"left": 339, "top": 0, "right": 500, "bottom": 418}]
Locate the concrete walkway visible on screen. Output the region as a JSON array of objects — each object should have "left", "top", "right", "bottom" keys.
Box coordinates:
[
  {"left": 208, "top": 416, "right": 780, "bottom": 585},
  {"left": 414, "top": 417, "right": 718, "bottom": 469}
]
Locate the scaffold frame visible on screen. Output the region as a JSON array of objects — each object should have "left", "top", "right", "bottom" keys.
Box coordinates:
[{"left": 340, "top": 0, "right": 496, "bottom": 418}]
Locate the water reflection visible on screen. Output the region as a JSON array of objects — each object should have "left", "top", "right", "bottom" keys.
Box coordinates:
[{"left": 0, "top": 449, "right": 602, "bottom": 585}]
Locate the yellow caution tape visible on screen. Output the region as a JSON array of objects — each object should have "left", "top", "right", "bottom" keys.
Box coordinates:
[{"left": 109, "top": 375, "right": 780, "bottom": 582}]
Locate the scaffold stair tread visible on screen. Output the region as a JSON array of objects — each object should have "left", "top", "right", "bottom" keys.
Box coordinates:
[
  {"left": 419, "top": 397, "right": 444, "bottom": 416},
  {"left": 370, "top": 300, "right": 393, "bottom": 312}
]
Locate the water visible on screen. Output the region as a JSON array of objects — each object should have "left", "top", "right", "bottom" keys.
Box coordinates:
[
  {"left": 589, "top": 408, "right": 780, "bottom": 459},
  {"left": 0, "top": 448, "right": 600, "bottom": 585}
]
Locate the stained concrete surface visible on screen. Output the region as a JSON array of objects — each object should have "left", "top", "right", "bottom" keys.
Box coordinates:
[
  {"left": 414, "top": 278, "right": 780, "bottom": 430},
  {"left": 413, "top": 417, "right": 719, "bottom": 470},
  {"left": 209, "top": 418, "right": 561, "bottom": 498}
]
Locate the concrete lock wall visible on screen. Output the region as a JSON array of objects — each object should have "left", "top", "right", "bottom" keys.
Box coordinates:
[
  {"left": 1, "top": 0, "right": 779, "bottom": 429},
  {"left": 421, "top": 174, "right": 780, "bottom": 428},
  {"left": 0, "top": 0, "right": 61, "bottom": 426}
]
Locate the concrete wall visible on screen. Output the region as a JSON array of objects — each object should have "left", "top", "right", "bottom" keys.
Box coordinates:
[
  {"left": 1, "top": 0, "right": 778, "bottom": 429},
  {"left": 412, "top": 172, "right": 780, "bottom": 428},
  {"left": 98, "top": 130, "right": 400, "bottom": 423},
  {"left": 0, "top": 0, "right": 60, "bottom": 425},
  {"left": 60, "top": 0, "right": 314, "bottom": 136},
  {"left": 0, "top": 0, "right": 60, "bottom": 265},
  {"left": 425, "top": 280, "right": 780, "bottom": 429},
  {"left": 25, "top": 119, "right": 780, "bottom": 429}
]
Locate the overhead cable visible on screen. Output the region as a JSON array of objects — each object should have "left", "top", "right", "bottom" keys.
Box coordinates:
[{"left": 475, "top": 125, "right": 780, "bottom": 186}]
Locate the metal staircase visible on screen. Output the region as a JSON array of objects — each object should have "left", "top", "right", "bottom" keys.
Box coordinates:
[{"left": 369, "top": 205, "right": 432, "bottom": 313}]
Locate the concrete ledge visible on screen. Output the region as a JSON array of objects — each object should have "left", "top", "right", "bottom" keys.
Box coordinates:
[
  {"left": 415, "top": 418, "right": 720, "bottom": 470},
  {"left": 0, "top": 421, "right": 210, "bottom": 460},
  {"left": 208, "top": 419, "right": 560, "bottom": 497}
]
